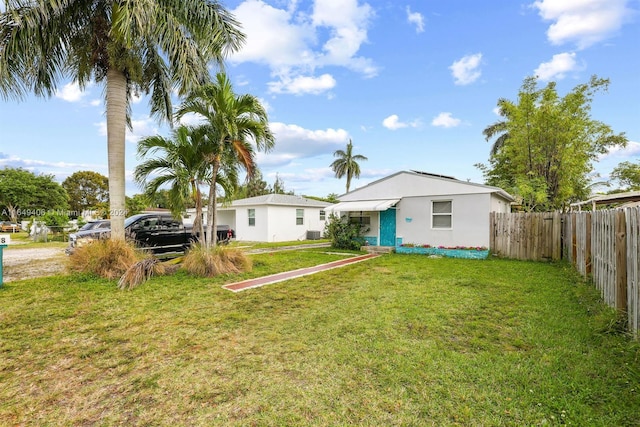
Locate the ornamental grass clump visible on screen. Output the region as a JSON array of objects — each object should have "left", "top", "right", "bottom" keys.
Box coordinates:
[
  {"left": 118, "top": 257, "right": 167, "bottom": 290},
  {"left": 67, "top": 239, "right": 141, "bottom": 279},
  {"left": 183, "top": 244, "right": 252, "bottom": 277}
]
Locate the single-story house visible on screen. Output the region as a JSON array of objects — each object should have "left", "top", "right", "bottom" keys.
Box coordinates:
[
  {"left": 326, "top": 170, "right": 514, "bottom": 248},
  {"left": 187, "top": 194, "right": 331, "bottom": 242}
]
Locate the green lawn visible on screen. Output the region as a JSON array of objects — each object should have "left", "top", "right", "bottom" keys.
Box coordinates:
[{"left": 1, "top": 252, "right": 639, "bottom": 426}]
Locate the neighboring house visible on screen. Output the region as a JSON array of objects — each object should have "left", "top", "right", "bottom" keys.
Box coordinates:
[
  {"left": 187, "top": 194, "right": 331, "bottom": 242},
  {"left": 326, "top": 170, "right": 514, "bottom": 248}
]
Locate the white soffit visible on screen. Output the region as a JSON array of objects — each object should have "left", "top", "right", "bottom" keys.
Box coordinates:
[{"left": 326, "top": 199, "right": 400, "bottom": 212}]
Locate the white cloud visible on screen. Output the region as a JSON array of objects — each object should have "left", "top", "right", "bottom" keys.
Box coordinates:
[
  {"left": 382, "top": 114, "right": 420, "bottom": 130},
  {"left": 431, "top": 112, "right": 461, "bottom": 128},
  {"left": 0, "top": 154, "right": 102, "bottom": 171},
  {"left": 95, "top": 116, "right": 159, "bottom": 144},
  {"left": 449, "top": 53, "right": 483, "bottom": 85},
  {"left": 55, "top": 82, "right": 86, "bottom": 102},
  {"left": 532, "top": 0, "right": 632, "bottom": 49},
  {"left": 599, "top": 140, "right": 640, "bottom": 160},
  {"left": 406, "top": 6, "right": 425, "bottom": 33},
  {"left": 230, "top": 0, "right": 377, "bottom": 96},
  {"left": 177, "top": 112, "right": 207, "bottom": 127},
  {"left": 268, "top": 73, "right": 337, "bottom": 95},
  {"left": 534, "top": 52, "right": 580, "bottom": 81},
  {"left": 257, "top": 122, "right": 349, "bottom": 168}
]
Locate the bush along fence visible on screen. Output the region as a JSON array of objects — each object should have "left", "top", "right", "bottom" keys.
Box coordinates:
[{"left": 491, "top": 209, "right": 640, "bottom": 338}]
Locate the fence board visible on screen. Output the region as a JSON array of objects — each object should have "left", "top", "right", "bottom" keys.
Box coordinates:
[{"left": 491, "top": 212, "right": 561, "bottom": 261}]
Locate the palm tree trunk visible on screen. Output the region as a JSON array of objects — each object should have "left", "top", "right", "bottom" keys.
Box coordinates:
[
  {"left": 192, "top": 183, "right": 205, "bottom": 243},
  {"left": 205, "top": 159, "right": 220, "bottom": 249},
  {"left": 106, "top": 68, "right": 128, "bottom": 240}
]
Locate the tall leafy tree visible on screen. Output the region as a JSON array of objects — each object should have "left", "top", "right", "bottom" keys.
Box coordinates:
[
  {"left": 176, "top": 72, "right": 275, "bottom": 249},
  {"left": 126, "top": 194, "right": 149, "bottom": 216},
  {"left": 234, "top": 167, "right": 270, "bottom": 199},
  {"left": 271, "top": 173, "right": 294, "bottom": 195},
  {"left": 0, "top": 1, "right": 244, "bottom": 240},
  {"left": 0, "top": 167, "right": 68, "bottom": 222},
  {"left": 331, "top": 139, "right": 368, "bottom": 193},
  {"left": 478, "top": 75, "right": 627, "bottom": 211},
  {"left": 610, "top": 161, "right": 640, "bottom": 191},
  {"left": 134, "top": 125, "right": 211, "bottom": 240},
  {"left": 62, "top": 171, "right": 109, "bottom": 217}
]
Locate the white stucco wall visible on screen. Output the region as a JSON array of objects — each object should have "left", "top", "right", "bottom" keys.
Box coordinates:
[
  {"left": 265, "top": 206, "right": 309, "bottom": 242},
  {"left": 490, "top": 194, "right": 512, "bottom": 213},
  {"left": 233, "top": 205, "right": 327, "bottom": 242},
  {"left": 234, "top": 205, "right": 268, "bottom": 242},
  {"left": 396, "top": 193, "right": 493, "bottom": 248}
]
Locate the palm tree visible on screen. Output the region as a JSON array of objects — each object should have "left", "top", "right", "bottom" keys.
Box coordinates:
[
  {"left": 331, "top": 139, "right": 368, "bottom": 193},
  {"left": 0, "top": 1, "right": 244, "bottom": 240},
  {"left": 483, "top": 98, "right": 511, "bottom": 156},
  {"left": 134, "top": 125, "right": 210, "bottom": 241},
  {"left": 176, "top": 72, "right": 275, "bottom": 248}
]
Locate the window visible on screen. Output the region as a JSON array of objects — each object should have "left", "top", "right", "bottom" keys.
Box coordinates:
[
  {"left": 296, "top": 209, "right": 304, "bottom": 225},
  {"left": 159, "top": 217, "right": 181, "bottom": 230},
  {"left": 348, "top": 212, "right": 371, "bottom": 226},
  {"left": 248, "top": 209, "right": 255, "bottom": 226},
  {"left": 319, "top": 210, "right": 326, "bottom": 221},
  {"left": 432, "top": 200, "right": 452, "bottom": 229}
]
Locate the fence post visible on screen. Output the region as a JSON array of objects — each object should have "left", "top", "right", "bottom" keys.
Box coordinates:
[
  {"left": 585, "top": 213, "right": 592, "bottom": 275},
  {"left": 490, "top": 212, "right": 495, "bottom": 255},
  {"left": 571, "top": 213, "right": 577, "bottom": 266},
  {"left": 616, "top": 210, "right": 628, "bottom": 311}
]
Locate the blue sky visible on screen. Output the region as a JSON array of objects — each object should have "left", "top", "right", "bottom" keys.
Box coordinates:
[{"left": 1, "top": 0, "right": 639, "bottom": 199}]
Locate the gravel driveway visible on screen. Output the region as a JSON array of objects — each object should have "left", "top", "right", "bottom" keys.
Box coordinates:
[{"left": 2, "top": 246, "right": 67, "bottom": 283}]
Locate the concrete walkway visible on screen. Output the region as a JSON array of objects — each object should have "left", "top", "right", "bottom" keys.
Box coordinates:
[{"left": 222, "top": 253, "right": 379, "bottom": 292}]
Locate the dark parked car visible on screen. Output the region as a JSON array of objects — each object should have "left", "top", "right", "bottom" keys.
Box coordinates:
[
  {"left": 66, "top": 220, "right": 110, "bottom": 250},
  {"left": 66, "top": 213, "right": 234, "bottom": 256}
]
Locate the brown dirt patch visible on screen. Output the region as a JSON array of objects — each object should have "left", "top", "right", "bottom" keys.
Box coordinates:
[{"left": 2, "top": 247, "right": 67, "bottom": 282}]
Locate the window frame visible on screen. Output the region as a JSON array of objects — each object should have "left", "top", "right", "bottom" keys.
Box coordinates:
[
  {"left": 248, "top": 208, "right": 256, "bottom": 227},
  {"left": 348, "top": 212, "right": 371, "bottom": 226},
  {"left": 319, "top": 210, "right": 326, "bottom": 221},
  {"left": 431, "top": 200, "right": 452, "bottom": 229},
  {"left": 296, "top": 208, "right": 304, "bottom": 225}
]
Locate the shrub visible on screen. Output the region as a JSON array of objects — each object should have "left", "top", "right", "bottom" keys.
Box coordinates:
[
  {"left": 323, "top": 213, "right": 366, "bottom": 250},
  {"left": 118, "top": 257, "right": 166, "bottom": 290},
  {"left": 182, "top": 244, "right": 252, "bottom": 277},
  {"left": 67, "top": 239, "right": 141, "bottom": 279}
]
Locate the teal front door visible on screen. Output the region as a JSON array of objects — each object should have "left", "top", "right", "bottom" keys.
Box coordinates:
[{"left": 380, "top": 209, "right": 396, "bottom": 246}]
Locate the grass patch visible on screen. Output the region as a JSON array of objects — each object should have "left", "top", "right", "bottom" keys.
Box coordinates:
[
  {"left": 1, "top": 255, "right": 639, "bottom": 425},
  {"left": 230, "top": 239, "right": 330, "bottom": 250}
]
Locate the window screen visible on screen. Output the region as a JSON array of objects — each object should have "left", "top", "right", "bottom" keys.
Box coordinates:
[{"left": 432, "top": 201, "right": 452, "bottom": 229}]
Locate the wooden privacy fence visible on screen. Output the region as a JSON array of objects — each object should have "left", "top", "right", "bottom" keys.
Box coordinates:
[
  {"left": 490, "top": 212, "right": 562, "bottom": 261},
  {"left": 491, "top": 209, "right": 640, "bottom": 338},
  {"left": 567, "top": 209, "right": 639, "bottom": 338}
]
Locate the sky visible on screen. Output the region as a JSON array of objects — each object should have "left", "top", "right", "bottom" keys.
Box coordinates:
[{"left": 0, "top": 0, "right": 639, "bottom": 199}]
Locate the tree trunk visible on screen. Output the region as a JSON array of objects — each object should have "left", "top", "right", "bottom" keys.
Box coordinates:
[
  {"left": 106, "top": 68, "right": 128, "bottom": 240},
  {"left": 7, "top": 204, "right": 17, "bottom": 224},
  {"left": 191, "top": 182, "right": 205, "bottom": 243},
  {"left": 205, "top": 159, "right": 220, "bottom": 250}
]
